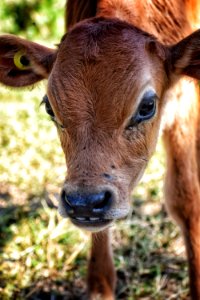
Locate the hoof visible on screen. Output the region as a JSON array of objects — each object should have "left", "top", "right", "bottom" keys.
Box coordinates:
[{"left": 88, "top": 277, "right": 115, "bottom": 300}]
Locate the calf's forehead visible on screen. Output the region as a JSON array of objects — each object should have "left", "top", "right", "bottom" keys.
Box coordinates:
[
  {"left": 56, "top": 21, "right": 152, "bottom": 84},
  {"left": 48, "top": 20, "right": 164, "bottom": 124}
]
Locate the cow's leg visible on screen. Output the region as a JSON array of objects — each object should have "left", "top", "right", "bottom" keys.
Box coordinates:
[
  {"left": 87, "top": 229, "right": 116, "bottom": 300},
  {"left": 164, "top": 122, "right": 200, "bottom": 299}
]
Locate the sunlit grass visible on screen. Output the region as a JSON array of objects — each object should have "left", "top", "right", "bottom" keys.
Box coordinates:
[
  {"left": 0, "top": 86, "right": 65, "bottom": 194},
  {"left": 0, "top": 203, "right": 89, "bottom": 299}
]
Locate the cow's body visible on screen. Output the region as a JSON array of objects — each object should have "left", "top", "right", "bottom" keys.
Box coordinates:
[{"left": 1, "top": 0, "right": 200, "bottom": 299}]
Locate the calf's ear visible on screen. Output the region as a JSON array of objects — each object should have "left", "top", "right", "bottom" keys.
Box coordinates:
[
  {"left": 168, "top": 29, "right": 200, "bottom": 80},
  {"left": 0, "top": 35, "right": 57, "bottom": 87}
]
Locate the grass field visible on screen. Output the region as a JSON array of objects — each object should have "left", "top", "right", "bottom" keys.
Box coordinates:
[{"left": 0, "top": 2, "right": 189, "bottom": 299}]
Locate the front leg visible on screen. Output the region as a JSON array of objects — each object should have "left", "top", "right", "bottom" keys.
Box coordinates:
[
  {"left": 87, "top": 229, "right": 116, "bottom": 300},
  {"left": 183, "top": 221, "right": 200, "bottom": 300},
  {"left": 164, "top": 115, "right": 200, "bottom": 299}
]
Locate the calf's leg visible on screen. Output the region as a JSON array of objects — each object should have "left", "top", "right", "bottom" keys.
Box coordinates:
[
  {"left": 87, "top": 229, "right": 116, "bottom": 300},
  {"left": 164, "top": 122, "right": 200, "bottom": 299}
]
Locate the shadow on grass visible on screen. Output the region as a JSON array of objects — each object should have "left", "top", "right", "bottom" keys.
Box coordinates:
[
  {"left": 0, "top": 192, "right": 44, "bottom": 292},
  {"left": 19, "top": 278, "right": 87, "bottom": 300},
  {"left": 0, "top": 194, "right": 44, "bottom": 251},
  {"left": 114, "top": 203, "right": 189, "bottom": 299},
  {"left": 0, "top": 188, "right": 88, "bottom": 300},
  {"left": 12, "top": 252, "right": 189, "bottom": 300},
  {"left": 0, "top": 190, "right": 57, "bottom": 297},
  {"left": 0, "top": 192, "right": 190, "bottom": 300}
]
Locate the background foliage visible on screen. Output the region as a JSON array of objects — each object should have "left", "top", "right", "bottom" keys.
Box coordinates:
[
  {"left": 0, "top": 0, "right": 64, "bottom": 42},
  {"left": 0, "top": 1, "right": 188, "bottom": 299}
]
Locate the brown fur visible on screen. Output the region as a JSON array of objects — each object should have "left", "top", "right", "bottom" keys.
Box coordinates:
[
  {"left": 1, "top": 1, "right": 200, "bottom": 299},
  {"left": 66, "top": 0, "right": 98, "bottom": 30}
]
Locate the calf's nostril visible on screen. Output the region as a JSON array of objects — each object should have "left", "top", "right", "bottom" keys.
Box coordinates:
[
  {"left": 61, "top": 190, "right": 68, "bottom": 204},
  {"left": 60, "top": 188, "right": 114, "bottom": 217},
  {"left": 93, "top": 191, "right": 112, "bottom": 209},
  {"left": 61, "top": 190, "right": 74, "bottom": 214}
]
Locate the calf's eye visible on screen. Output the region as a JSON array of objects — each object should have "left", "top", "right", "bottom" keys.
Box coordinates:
[
  {"left": 127, "top": 90, "right": 158, "bottom": 129},
  {"left": 42, "top": 95, "right": 55, "bottom": 118},
  {"left": 41, "top": 95, "right": 65, "bottom": 131}
]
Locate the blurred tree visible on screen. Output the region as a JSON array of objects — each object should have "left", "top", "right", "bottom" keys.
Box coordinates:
[{"left": 0, "top": 0, "right": 65, "bottom": 42}]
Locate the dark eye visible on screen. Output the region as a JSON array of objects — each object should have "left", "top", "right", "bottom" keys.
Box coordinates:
[
  {"left": 42, "top": 95, "right": 55, "bottom": 118},
  {"left": 41, "top": 95, "right": 65, "bottom": 131},
  {"left": 127, "top": 90, "right": 157, "bottom": 129}
]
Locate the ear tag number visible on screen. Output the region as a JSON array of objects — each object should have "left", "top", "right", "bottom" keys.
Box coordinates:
[{"left": 14, "top": 50, "right": 30, "bottom": 70}]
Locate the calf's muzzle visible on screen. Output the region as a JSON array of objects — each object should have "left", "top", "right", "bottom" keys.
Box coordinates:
[{"left": 60, "top": 187, "right": 115, "bottom": 229}]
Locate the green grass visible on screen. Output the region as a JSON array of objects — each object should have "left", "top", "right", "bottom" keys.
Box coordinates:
[
  {"left": 0, "top": 0, "right": 65, "bottom": 43},
  {"left": 0, "top": 87, "right": 65, "bottom": 194},
  {"left": 0, "top": 86, "right": 189, "bottom": 299}
]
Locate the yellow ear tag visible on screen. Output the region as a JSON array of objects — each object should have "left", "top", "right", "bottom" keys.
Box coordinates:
[{"left": 14, "top": 50, "right": 30, "bottom": 70}]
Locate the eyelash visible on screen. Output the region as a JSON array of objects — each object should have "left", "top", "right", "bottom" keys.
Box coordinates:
[
  {"left": 41, "top": 95, "right": 65, "bottom": 130},
  {"left": 126, "top": 91, "right": 158, "bottom": 130}
]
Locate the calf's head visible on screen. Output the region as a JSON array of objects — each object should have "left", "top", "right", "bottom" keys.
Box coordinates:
[{"left": 1, "top": 18, "right": 200, "bottom": 231}]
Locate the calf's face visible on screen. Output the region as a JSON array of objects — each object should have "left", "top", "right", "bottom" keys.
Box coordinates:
[
  {"left": 48, "top": 20, "right": 167, "bottom": 231},
  {"left": 1, "top": 18, "right": 200, "bottom": 231}
]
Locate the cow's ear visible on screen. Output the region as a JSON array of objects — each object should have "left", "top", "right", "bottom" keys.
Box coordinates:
[
  {"left": 168, "top": 29, "right": 200, "bottom": 80},
  {"left": 0, "top": 35, "right": 57, "bottom": 87}
]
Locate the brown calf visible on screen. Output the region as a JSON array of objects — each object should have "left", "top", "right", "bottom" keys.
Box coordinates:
[{"left": 1, "top": 0, "right": 200, "bottom": 299}]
